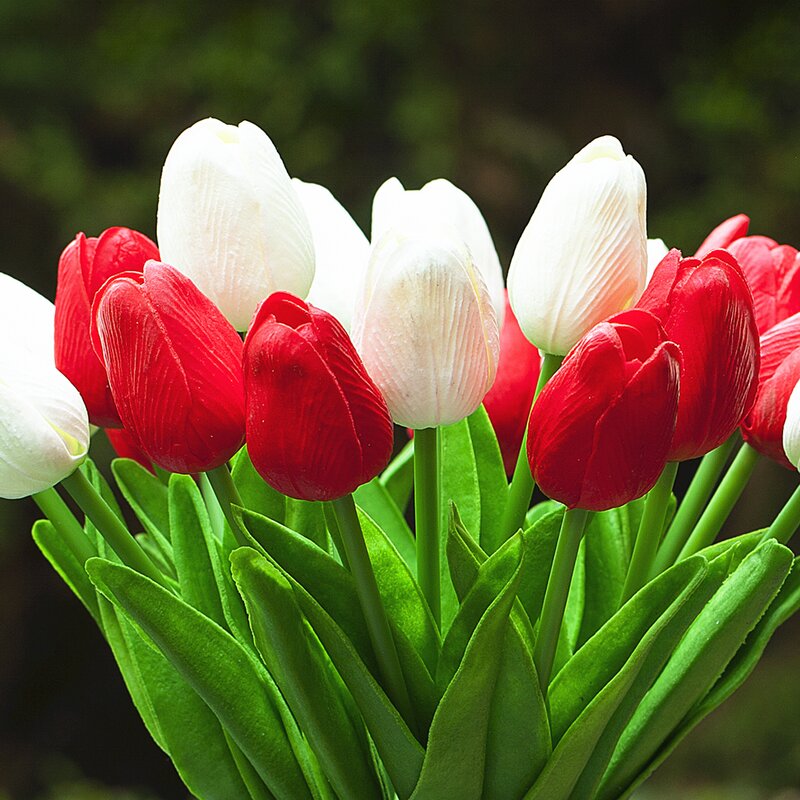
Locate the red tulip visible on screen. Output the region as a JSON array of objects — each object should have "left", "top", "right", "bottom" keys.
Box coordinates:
[
  {"left": 742, "top": 312, "right": 800, "bottom": 468},
  {"left": 637, "top": 248, "right": 760, "bottom": 461},
  {"left": 483, "top": 292, "right": 541, "bottom": 475},
  {"left": 106, "top": 428, "right": 154, "bottom": 473},
  {"left": 727, "top": 236, "right": 800, "bottom": 335},
  {"left": 244, "top": 292, "right": 394, "bottom": 501},
  {"left": 55, "top": 227, "right": 160, "bottom": 427},
  {"left": 527, "top": 309, "right": 681, "bottom": 512},
  {"left": 91, "top": 262, "right": 245, "bottom": 474},
  {"left": 694, "top": 213, "right": 749, "bottom": 258}
]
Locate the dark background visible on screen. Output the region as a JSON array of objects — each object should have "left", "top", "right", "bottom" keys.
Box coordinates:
[{"left": 1, "top": 0, "right": 799, "bottom": 797}]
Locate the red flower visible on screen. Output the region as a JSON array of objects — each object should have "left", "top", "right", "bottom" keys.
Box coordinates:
[
  {"left": 483, "top": 292, "right": 541, "bottom": 475},
  {"left": 527, "top": 309, "right": 680, "bottom": 512},
  {"left": 244, "top": 292, "right": 394, "bottom": 501},
  {"left": 727, "top": 236, "right": 800, "bottom": 335},
  {"left": 106, "top": 428, "right": 154, "bottom": 473},
  {"left": 742, "top": 312, "right": 800, "bottom": 469},
  {"left": 638, "top": 249, "right": 760, "bottom": 461},
  {"left": 694, "top": 213, "right": 749, "bottom": 258},
  {"left": 55, "top": 228, "right": 159, "bottom": 427},
  {"left": 91, "top": 262, "right": 245, "bottom": 474}
]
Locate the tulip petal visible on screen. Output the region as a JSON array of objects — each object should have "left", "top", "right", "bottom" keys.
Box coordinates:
[
  {"left": 782, "top": 379, "right": 800, "bottom": 470},
  {"left": 694, "top": 213, "right": 750, "bottom": 258},
  {"left": 0, "top": 272, "right": 55, "bottom": 366}
]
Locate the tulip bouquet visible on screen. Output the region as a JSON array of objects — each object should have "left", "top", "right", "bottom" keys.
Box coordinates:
[{"left": 4, "top": 120, "right": 800, "bottom": 800}]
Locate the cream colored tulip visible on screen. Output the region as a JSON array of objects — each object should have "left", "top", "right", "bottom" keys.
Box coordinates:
[
  {"left": 157, "top": 118, "right": 315, "bottom": 331},
  {"left": 783, "top": 379, "right": 800, "bottom": 470},
  {"left": 646, "top": 237, "right": 669, "bottom": 283},
  {"left": 507, "top": 135, "right": 647, "bottom": 355}
]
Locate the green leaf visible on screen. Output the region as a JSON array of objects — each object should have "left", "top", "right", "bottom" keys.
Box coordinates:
[
  {"left": 354, "top": 477, "right": 416, "bottom": 570},
  {"left": 285, "top": 498, "right": 330, "bottom": 551},
  {"left": 600, "top": 539, "right": 793, "bottom": 798},
  {"left": 231, "top": 446, "right": 287, "bottom": 524},
  {"left": 231, "top": 547, "right": 380, "bottom": 800},
  {"left": 466, "top": 405, "right": 509, "bottom": 555},
  {"left": 112, "top": 458, "right": 173, "bottom": 554},
  {"left": 446, "top": 504, "right": 487, "bottom": 602},
  {"left": 380, "top": 439, "right": 414, "bottom": 512},
  {"left": 410, "top": 558, "right": 522, "bottom": 800},
  {"left": 168, "top": 474, "right": 226, "bottom": 626},
  {"left": 32, "top": 519, "right": 101, "bottom": 625},
  {"left": 86, "top": 558, "right": 312, "bottom": 800},
  {"left": 525, "top": 499, "right": 561, "bottom": 529}
]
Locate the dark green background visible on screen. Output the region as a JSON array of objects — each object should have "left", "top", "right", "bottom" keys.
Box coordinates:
[{"left": 1, "top": 0, "right": 799, "bottom": 797}]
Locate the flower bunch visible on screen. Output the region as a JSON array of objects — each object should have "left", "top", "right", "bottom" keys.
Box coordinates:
[{"left": 4, "top": 120, "right": 799, "bottom": 800}]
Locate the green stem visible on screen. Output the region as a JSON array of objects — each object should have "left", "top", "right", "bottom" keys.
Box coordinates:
[
  {"left": 499, "top": 353, "right": 563, "bottom": 543},
  {"left": 32, "top": 486, "right": 96, "bottom": 564},
  {"left": 323, "top": 502, "right": 350, "bottom": 570},
  {"left": 762, "top": 483, "right": 800, "bottom": 545},
  {"left": 533, "top": 507, "right": 589, "bottom": 694},
  {"left": 677, "top": 443, "right": 760, "bottom": 561},
  {"left": 331, "top": 495, "right": 416, "bottom": 730},
  {"left": 620, "top": 462, "right": 679, "bottom": 605},
  {"left": 414, "top": 426, "right": 441, "bottom": 628},
  {"left": 60, "top": 469, "right": 167, "bottom": 587},
  {"left": 651, "top": 435, "right": 737, "bottom": 575},
  {"left": 206, "top": 464, "right": 247, "bottom": 546}
]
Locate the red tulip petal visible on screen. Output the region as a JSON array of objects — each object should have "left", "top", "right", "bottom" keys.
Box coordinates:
[{"left": 694, "top": 213, "right": 750, "bottom": 258}]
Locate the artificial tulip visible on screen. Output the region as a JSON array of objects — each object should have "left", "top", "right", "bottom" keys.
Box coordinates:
[
  {"left": 727, "top": 236, "right": 800, "bottom": 334},
  {"left": 157, "top": 118, "right": 315, "bottom": 331},
  {"left": 527, "top": 309, "right": 680, "bottom": 512},
  {"left": 91, "top": 261, "right": 245, "bottom": 474},
  {"left": 54, "top": 227, "right": 159, "bottom": 427},
  {"left": 352, "top": 231, "right": 500, "bottom": 429},
  {"left": 507, "top": 135, "right": 647, "bottom": 355},
  {"left": 782, "top": 379, "right": 800, "bottom": 470},
  {"left": 371, "top": 177, "right": 505, "bottom": 323},
  {"left": 244, "top": 292, "right": 393, "bottom": 501},
  {"left": 0, "top": 272, "right": 56, "bottom": 365},
  {"left": 483, "top": 291, "right": 541, "bottom": 474},
  {"left": 694, "top": 213, "right": 749, "bottom": 258},
  {"left": 638, "top": 248, "right": 760, "bottom": 461},
  {"left": 293, "top": 179, "right": 370, "bottom": 332},
  {"left": 742, "top": 312, "right": 800, "bottom": 468}
]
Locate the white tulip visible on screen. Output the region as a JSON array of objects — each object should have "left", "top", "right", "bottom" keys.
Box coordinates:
[
  {"left": 371, "top": 177, "right": 505, "bottom": 325},
  {"left": 0, "top": 272, "right": 56, "bottom": 366},
  {"left": 292, "top": 179, "right": 370, "bottom": 332},
  {"left": 646, "top": 237, "right": 669, "bottom": 283},
  {"left": 783, "top": 379, "right": 800, "bottom": 470},
  {"left": 352, "top": 230, "right": 500, "bottom": 429},
  {"left": 157, "top": 118, "right": 315, "bottom": 331},
  {"left": 507, "top": 135, "right": 647, "bottom": 355}
]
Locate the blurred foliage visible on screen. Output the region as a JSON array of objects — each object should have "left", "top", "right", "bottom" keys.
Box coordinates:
[{"left": 1, "top": 0, "right": 800, "bottom": 797}]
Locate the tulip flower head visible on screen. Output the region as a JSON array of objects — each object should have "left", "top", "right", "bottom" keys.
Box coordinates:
[
  {"left": 782, "top": 378, "right": 800, "bottom": 470},
  {"left": 293, "top": 179, "right": 371, "bottom": 333},
  {"left": 371, "top": 177, "right": 506, "bottom": 324},
  {"left": 0, "top": 272, "right": 56, "bottom": 366},
  {"left": 106, "top": 427, "right": 154, "bottom": 473},
  {"left": 157, "top": 118, "right": 315, "bottom": 332},
  {"left": 527, "top": 309, "right": 681, "bottom": 512},
  {"left": 507, "top": 135, "right": 647, "bottom": 355},
  {"left": 352, "top": 230, "right": 500, "bottom": 429},
  {"left": 638, "top": 248, "right": 760, "bottom": 461},
  {"left": 91, "top": 261, "right": 246, "bottom": 474},
  {"left": 54, "top": 228, "right": 159, "bottom": 427},
  {"left": 694, "top": 213, "right": 750, "bottom": 259},
  {"left": 742, "top": 312, "right": 800, "bottom": 468},
  {"left": 483, "top": 291, "right": 541, "bottom": 475},
  {"left": 244, "top": 293, "right": 394, "bottom": 501},
  {"left": 646, "top": 238, "right": 669, "bottom": 284}
]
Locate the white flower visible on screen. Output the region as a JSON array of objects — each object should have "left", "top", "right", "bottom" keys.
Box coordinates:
[
  {"left": 293, "top": 179, "right": 370, "bottom": 332},
  {"left": 783, "top": 378, "right": 800, "bottom": 470},
  {"left": 0, "top": 272, "right": 56, "bottom": 366},
  {"left": 352, "top": 231, "right": 500, "bottom": 429},
  {"left": 507, "top": 135, "right": 647, "bottom": 355},
  {"left": 371, "top": 177, "right": 505, "bottom": 325},
  {"left": 157, "top": 118, "right": 315, "bottom": 331},
  {"left": 646, "top": 237, "right": 669, "bottom": 283}
]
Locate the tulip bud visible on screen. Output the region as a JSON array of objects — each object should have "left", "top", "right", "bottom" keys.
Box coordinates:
[
  {"left": 646, "top": 238, "right": 669, "bottom": 283},
  {"left": 528, "top": 309, "right": 680, "bottom": 512},
  {"left": 91, "top": 261, "right": 245, "bottom": 474},
  {"left": 782, "top": 379, "right": 800, "bottom": 470},
  {"left": 0, "top": 272, "right": 56, "bottom": 366},
  {"left": 106, "top": 427, "right": 154, "bottom": 473},
  {"left": 638, "top": 248, "right": 760, "bottom": 461},
  {"left": 727, "top": 236, "right": 800, "bottom": 335},
  {"left": 507, "top": 135, "right": 647, "bottom": 355},
  {"left": 742, "top": 312, "right": 800, "bottom": 469},
  {"left": 54, "top": 228, "right": 159, "bottom": 427},
  {"left": 371, "top": 177, "right": 506, "bottom": 324},
  {"left": 352, "top": 231, "right": 500, "bottom": 429},
  {"left": 292, "top": 179, "right": 370, "bottom": 332},
  {"left": 483, "top": 291, "right": 541, "bottom": 475},
  {"left": 694, "top": 213, "right": 750, "bottom": 258},
  {"left": 157, "top": 118, "right": 315, "bottom": 332},
  {"left": 244, "top": 293, "right": 393, "bottom": 501}
]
